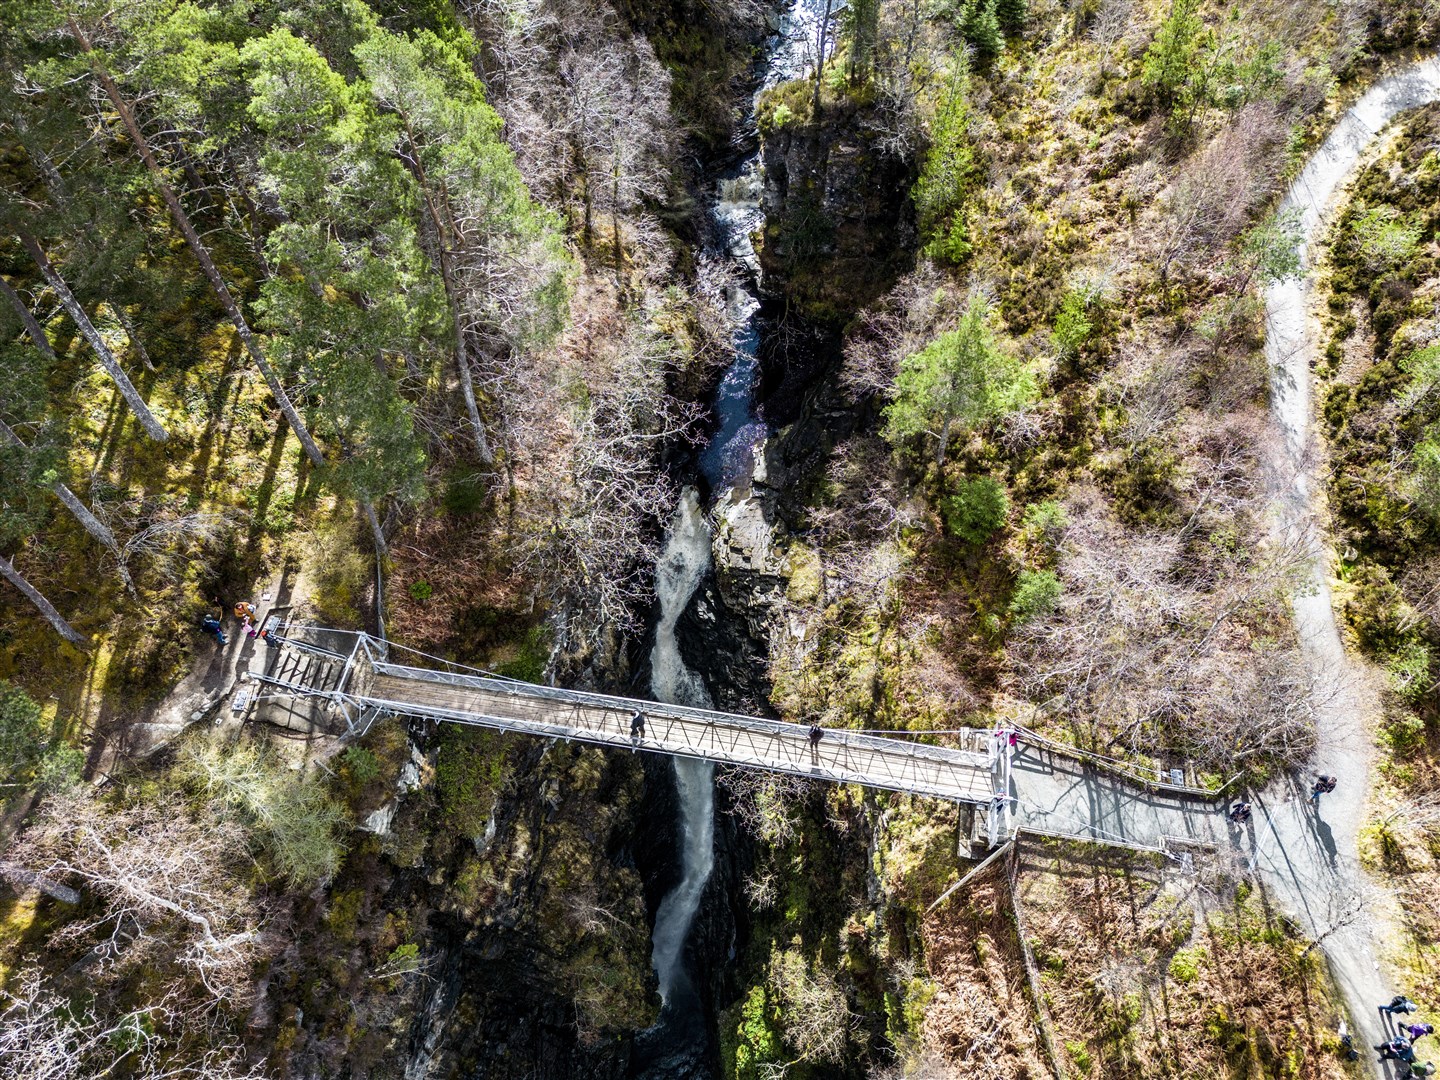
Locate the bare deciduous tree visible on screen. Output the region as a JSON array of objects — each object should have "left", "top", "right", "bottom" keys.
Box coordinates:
[
  {"left": 1014, "top": 488, "right": 1317, "bottom": 768},
  {"left": 0, "top": 968, "right": 263, "bottom": 1080},
  {"left": 13, "top": 793, "right": 273, "bottom": 1007}
]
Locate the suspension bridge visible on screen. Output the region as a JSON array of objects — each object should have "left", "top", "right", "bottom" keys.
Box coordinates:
[{"left": 245, "top": 625, "right": 1231, "bottom": 853}]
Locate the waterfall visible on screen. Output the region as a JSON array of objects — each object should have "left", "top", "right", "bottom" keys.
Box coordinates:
[
  {"left": 642, "top": 0, "right": 837, "bottom": 1022},
  {"left": 648, "top": 489, "right": 717, "bottom": 1005}
]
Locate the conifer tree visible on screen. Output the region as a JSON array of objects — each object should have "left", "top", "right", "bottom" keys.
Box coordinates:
[{"left": 884, "top": 295, "right": 1035, "bottom": 466}]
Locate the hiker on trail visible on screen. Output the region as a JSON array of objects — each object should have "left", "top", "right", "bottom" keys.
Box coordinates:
[
  {"left": 201, "top": 615, "right": 226, "bottom": 645},
  {"left": 629, "top": 710, "right": 645, "bottom": 741},
  {"left": 1384, "top": 996, "right": 1421, "bottom": 1017},
  {"left": 234, "top": 600, "right": 255, "bottom": 622},
  {"left": 1409, "top": 1062, "right": 1436, "bottom": 1077},
  {"left": 1311, "top": 775, "right": 1337, "bottom": 804},
  {"left": 1407, "top": 1024, "right": 1435, "bottom": 1044},
  {"left": 1378, "top": 1036, "right": 1415, "bottom": 1061},
  {"left": 1229, "top": 801, "right": 1252, "bottom": 824}
]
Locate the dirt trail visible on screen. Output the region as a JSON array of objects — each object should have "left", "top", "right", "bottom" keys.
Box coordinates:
[{"left": 1261, "top": 52, "right": 1440, "bottom": 1070}]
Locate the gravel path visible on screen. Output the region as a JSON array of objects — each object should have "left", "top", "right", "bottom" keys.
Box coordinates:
[{"left": 1260, "top": 53, "right": 1440, "bottom": 1073}]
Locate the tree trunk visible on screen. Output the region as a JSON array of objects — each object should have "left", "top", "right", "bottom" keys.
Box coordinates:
[
  {"left": 364, "top": 501, "right": 388, "bottom": 642},
  {"left": 17, "top": 232, "right": 169, "bottom": 443},
  {"left": 0, "top": 276, "right": 56, "bottom": 361},
  {"left": 0, "top": 553, "right": 87, "bottom": 647},
  {"left": 64, "top": 17, "right": 324, "bottom": 468},
  {"left": 110, "top": 304, "right": 154, "bottom": 372},
  {"left": 935, "top": 414, "right": 953, "bottom": 469},
  {"left": 395, "top": 118, "right": 493, "bottom": 464},
  {"left": 812, "top": 0, "right": 836, "bottom": 119},
  {"left": 0, "top": 418, "right": 135, "bottom": 593}
]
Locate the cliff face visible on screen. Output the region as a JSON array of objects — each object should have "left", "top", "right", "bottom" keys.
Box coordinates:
[{"left": 758, "top": 85, "right": 919, "bottom": 326}]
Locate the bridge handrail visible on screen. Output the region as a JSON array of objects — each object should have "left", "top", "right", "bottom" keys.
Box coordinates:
[
  {"left": 1015, "top": 725, "right": 1240, "bottom": 800},
  {"left": 367, "top": 659, "right": 994, "bottom": 768}
]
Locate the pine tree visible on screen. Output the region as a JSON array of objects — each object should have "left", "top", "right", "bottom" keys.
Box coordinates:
[
  {"left": 961, "top": 0, "right": 1003, "bottom": 64},
  {"left": 995, "top": 0, "right": 1028, "bottom": 35},
  {"left": 14, "top": 231, "right": 169, "bottom": 443},
  {"left": 883, "top": 296, "right": 1036, "bottom": 466}
]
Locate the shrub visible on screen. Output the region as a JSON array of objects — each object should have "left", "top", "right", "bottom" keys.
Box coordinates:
[
  {"left": 1010, "top": 569, "right": 1062, "bottom": 622},
  {"left": 1386, "top": 640, "right": 1431, "bottom": 703},
  {"left": 1022, "top": 500, "right": 1069, "bottom": 549},
  {"left": 1352, "top": 207, "right": 1422, "bottom": 273},
  {"left": 913, "top": 65, "right": 977, "bottom": 264},
  {"left": 1168, "top": 945, "right": 1204, "bottom": 984},
  {"left": 1051, "top": 289, "right": 1095, "bottom": 356},
  {"left": 179, "top": 739, "right": 349, "bottom": 887},
  {"left": 942, "top": 476, "right": 1009, "bottom": 544},
  {"left": 408, "top": 579, "right": 433, "bottom": 602}
]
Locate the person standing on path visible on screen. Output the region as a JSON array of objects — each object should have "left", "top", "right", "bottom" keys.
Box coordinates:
[
  {"left": 1407, "top": 1024, "right": 1435, "bottom": 1044},
  {"left": 1311, "top": 774, "right": 1337, "bottom": 805},
  {"left": 1385, "top": 997, "right": 1421, "bottom": 1017}
]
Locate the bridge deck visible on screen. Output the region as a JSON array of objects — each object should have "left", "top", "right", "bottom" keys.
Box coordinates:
[{"left": 355, "top": 660, "right": 999, "bottom": 803}]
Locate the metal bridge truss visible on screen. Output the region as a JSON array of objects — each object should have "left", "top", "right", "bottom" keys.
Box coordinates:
[{"left": 252, "top": 627, "right": 1014, "bottom": 832}]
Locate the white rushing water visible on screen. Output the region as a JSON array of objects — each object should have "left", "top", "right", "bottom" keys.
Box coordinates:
[
  {"left": 647, "top": 0, "right": 841, "bottom": 1011},
  {"left": 648, "top": 488, "right": 717, "bottom": 1005}
]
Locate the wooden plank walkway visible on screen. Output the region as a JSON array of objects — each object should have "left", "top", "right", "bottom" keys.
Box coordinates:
[
  {"left": 361, "top": 661, "right": 1000, "bottom": 803},
  {"left": 253, "top": 629, "right": 1002, "bottom": 805}
]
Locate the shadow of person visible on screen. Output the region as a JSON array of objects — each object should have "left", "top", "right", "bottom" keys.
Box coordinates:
[{"left": 1314, "top": 816, "right": 1339, "bottom": 867}]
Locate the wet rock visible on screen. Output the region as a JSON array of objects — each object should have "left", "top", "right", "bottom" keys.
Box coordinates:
[{"left": 758, "top": 95, "right": 918, "bottom": 326}]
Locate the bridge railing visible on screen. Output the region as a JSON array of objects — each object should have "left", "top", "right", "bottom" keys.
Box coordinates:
[
  {"left": 1015, "top": 725, "right": 1241, "bottom": 801},
  {"left": 366, "top": 658, "right": 995, "bottom": 770}
]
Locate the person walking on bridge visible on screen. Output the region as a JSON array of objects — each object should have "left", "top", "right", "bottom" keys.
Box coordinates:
[
  {"left": 629, "top": 710, "right": 645, "bottom": 745},
  {"left": 808, "top": 724, "right": 823, "bottom": 767}
]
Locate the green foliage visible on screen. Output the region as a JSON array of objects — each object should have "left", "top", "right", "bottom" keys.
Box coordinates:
[
  {"left": 1408, "top": 437, "right": 1440, "bottom": 523},
  {"left": 1168, "top": 945, "right": 1204, "bottom": 984},
  {"left": 884, "top": 296, "right": 1035, "bottom": 465},
  {"left": 1051, "top": 289, "right": 1095, "bottom": 356},
  {"left": 913, "top": 68, "right": 976, "bottom": 264},
  {"left": 1141, "top": 0, "right": 1205, "bottom": 114},
  {"left": 994, "top": 0, "right": 1027, "bottom": 32},
  {"left": 342, "top": 745, "right": 381, "bottom": 787},
  {"left": 179, "top": 739, "right": 349, "bottom": 887},
  {"left": 942, "top": 476, "right": 1009, "bottom": 544},
  {"left": 435, "top": 726, "right": 509, "bottom": 839},
  {"left": 842, "top": 0, "right": 881, "bottom": 82},
  {"left": 1381, "top": 712, "right": 1427, "bottom": 756},
  {"left": 724, "top": 984, "right": 784, "bottom": 1080},
  {"left": 954, "top": 0, "right": 1003, "bottom": 62},
  {"left": 1400, "top": 343, "right": 1440, "bottom": 410},
  {"left": 1386, "top": 640, "right": 1431, "bottom": 703},
  {"left": 1022, "top": 500, "right": 1069, "bottom": 548},
  {"left": 1351, "top": 206, "right": 1423, "bottom": 273},
  {"left": 1238, "top": 211, "right": 1303, "bottom": 287},
  {"left": 1010, "top": 569, "right": 1062, "bottom": 622},
  {"left": 34, "top": 744, "right": 85, "bottom": 792},
  {"left": 495, "top": 624, "right": 550, "bottom": 683},
  {"left": 408, "top": 579, "right": 433, "bottom": 602},
  {"left": 0, "top": 680, "right": 46, "bottom": 787}
]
